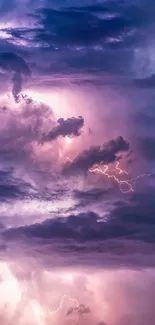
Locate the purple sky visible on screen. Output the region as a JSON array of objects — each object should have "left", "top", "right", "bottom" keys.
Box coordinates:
[{"left": 0, "top": 0, "right": 155, "bottom": 324}]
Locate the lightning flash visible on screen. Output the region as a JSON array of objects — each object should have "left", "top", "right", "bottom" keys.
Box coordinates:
[
  {"left": 31, "top": 294, "right": 88, "bottom": 325},
  {"left": 89, "top": 162, "right": 155, "bottom": 193}
]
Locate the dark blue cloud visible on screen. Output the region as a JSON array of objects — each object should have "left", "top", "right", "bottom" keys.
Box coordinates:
[
  {"left": 1, "top": 0, "right": 155, "bottom": 80},
  {"left": 26, "top": 1, "right": 154, "bottom": 49},
  {"left": 0, "top": 169, "right": 34, "bottom": 201},
  {"left": 3, "top": 210, "right": 134, "bottom": 242},
  {"left": 34, "top": 7, "right": 131, "bottom": 46},
  {"left": 0, "top": 52, "right": 31, "bottom": 75}
]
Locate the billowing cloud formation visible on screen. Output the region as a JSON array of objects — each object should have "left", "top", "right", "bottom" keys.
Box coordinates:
[
  {"left": 43, "top": 116, "right": 84, "bottom": 142},
  {"left": 0, "top": 1, "right": 155, "bottom": 324},
  {"left": 0, "top": 98, "right": 85, "bottom": 177},
  {"left": 64, "top": 136, "right": 129, "bottom": 173},
  {"left": 5, "top": 193, "right": 153, "bottom": 243},
  {"left": 0, "top": 98, "right": 54, "bottom": 170},
  {"left": 0, "top": 52, "right": 31, "bottom": 102}
]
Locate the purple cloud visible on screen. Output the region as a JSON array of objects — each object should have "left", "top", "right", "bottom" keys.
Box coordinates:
[{"left": 42, "top": 116, "right": 84, "bottom": 142}]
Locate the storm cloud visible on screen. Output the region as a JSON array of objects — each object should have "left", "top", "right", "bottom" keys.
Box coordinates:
[
  {"left": 43, "top": 116, "right": 84, "bottom": 142},
  {"left": 0, "top": 0, "right": 154, "bottom": 324},
  {"left": 64, "top": 136, "right": 129, "bottom": 173}
]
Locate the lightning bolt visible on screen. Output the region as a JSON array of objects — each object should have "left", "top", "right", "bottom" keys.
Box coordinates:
[
  {"left": 49, "top": 294, "right": 80, "bottom": 324},
  {"left": 114, "top": 161, "right": 128, "bottom": 175},
  {"left": 31, "top": 295, "right": 81, "bottom": 325},
  {"left": 89, "top": 162, "right": 155, "bottom": 194},
  {"left": 31, "top": 301, "right": 46, "bottom": 325}
]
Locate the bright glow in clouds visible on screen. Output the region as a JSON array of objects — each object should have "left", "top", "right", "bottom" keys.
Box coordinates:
[
  {"left": 0, "top": 262, "right": 22, "bottom": 316},
  {"left": 0, "top": 196, "right": 76, "bottom": 227},
  {"left": 25, "top": 90, "right": 75, "bottom": 119},
  {"left": 0, "top": 262, "right": 154, "bottom": 325}
]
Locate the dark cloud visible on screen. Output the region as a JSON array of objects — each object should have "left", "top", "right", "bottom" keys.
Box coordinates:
[
  {"left": 6, "top": 192, "right": 154, "bottom": 242},
  {"left": 4, "top": 210, "right": 134, "bottom": 242},
  {"left": 0, "top": 52, "right": 31, "bottom": 102},
  {"left": 3, "top": 189, "right": 155, "bottom": 267},
  {"left": 42, "top": 116, "right": 84, "bottom": 142},
  {"left": 34, "top": 7, "right": 131, "bottom": 46},
  {"left": 73, "top": 188, "right": 114, "bottom": 209},
  {"left": 77, "top": 304, "right": 90, "bottom": 314},
  {"left": 0, "top": 0, "right": 154, "bottom": 278},
  {"left": 1, "top": 1, "right": 149, "bottom": 60},
  {"left": 110, "top": 192, "right": 155, "bottom": 227},
  {"left": 1, "top": 0, "right": 155, "bottom": 80},
  {"left": 0, "top": 52, "right": 30, "bottom": 75},
  {"left": 74, "top": 188, "right": 110, "bottom": 201},
  {"left": 0, "top": 169, "right": 34, "bottom": 201},
  {"left": 64, "top": 136, "right": 129, "bottom": 174},
  {"left": 27, "top": 1, "right": 152, "bottom": 49}
]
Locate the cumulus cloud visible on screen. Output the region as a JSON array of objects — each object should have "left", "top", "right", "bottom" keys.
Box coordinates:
[
  {"left": 64, "top": 136, "right": 129, "bottom": 174},
  {"left": 0, "top": 98, "right": 54, "bottom": 167},
  {"left": 0, "top": 97, "right": 85, "bottom": 177},
  {"left": 0, "top": 52, "right": 31, "bottom": 102},
  {"left": 42, "top": 116, "right": 84, "bottom": 142}
]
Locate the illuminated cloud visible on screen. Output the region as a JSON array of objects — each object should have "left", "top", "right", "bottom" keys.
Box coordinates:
[{"left": 0, "top": 98, "right": 84, "bottom": 176}]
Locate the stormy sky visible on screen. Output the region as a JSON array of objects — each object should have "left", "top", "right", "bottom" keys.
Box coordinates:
[{"left": 0, "top": 0, "right": 155, "bottom": 324}]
